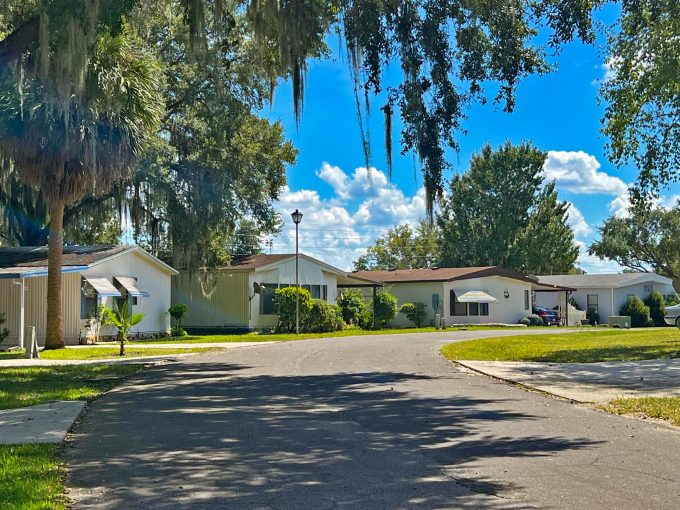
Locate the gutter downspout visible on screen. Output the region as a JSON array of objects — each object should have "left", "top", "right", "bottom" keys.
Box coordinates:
[{"left": 611, "top": 287, "right": 615, "bottom": 323}]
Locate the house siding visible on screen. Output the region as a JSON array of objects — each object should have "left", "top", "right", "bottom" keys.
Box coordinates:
[
  {"left": 172, "top": 270, "right": 250, "bottom": 329},
  {"left": 377, "top": 282, "right": 444, "bottom": 327},
  {"left": 443, "top": 276, "right": 531, "bottom": 325},
  {"left": 1, "top": 272, "right": 84, "bottom": 347},
  {"left": 249, "top": 257, "right": 339, "bottom": 329},
  {"left": 535, "top": 280, "right": 675, "bottom": 324}
]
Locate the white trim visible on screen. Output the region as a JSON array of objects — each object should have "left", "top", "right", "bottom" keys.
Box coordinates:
[
  {"left": 253, "top": 253, "right": 346, "bottom": 277},
  {"left": 87, "top": 246, "right": 179, "bottom": 275}
]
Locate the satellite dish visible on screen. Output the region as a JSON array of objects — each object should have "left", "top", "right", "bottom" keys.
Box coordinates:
[
  {"left": 673, "top": 278, "right": 680, "bottom": 294},
  {"left": 253, "top": 282, "right": 262, "bottom": 294}
]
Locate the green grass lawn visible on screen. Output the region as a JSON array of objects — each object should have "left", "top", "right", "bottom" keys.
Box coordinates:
[
  {"left": 441, "top": 328, "right": 680, "bottom": 363},
  {"left": 131, "top": 325, "right": 532, "bottom": 344},
  {"left": 0, "top": 444, "right": 66, "bottom": 510},
  {"left": 605, "top": 397, "right": 680, "bottom": 427},
  {"left": 0, "top": 346, "right": 217, "bottom": 361},
  {"left": 0, "top": 364, "right": 147, "bottom": 509},
  {"left": 0, "top": 364, "right": 145, "bottom": 410}
]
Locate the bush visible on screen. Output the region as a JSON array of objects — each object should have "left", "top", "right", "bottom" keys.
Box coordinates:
[
  {"left": 644, "top": 291, "right": 666, "bottom": 327},
  {"left": 619, "top": 296, "right": 650, "bottom": 328},
  {"left": 518, "top": 317, "right": 531, "bottom": 326},
  {"left": 305, "top": 300, "right": 345, "bottom": 332},
  {"left": 274, "top": 286, "right": 313, "bottom": 332},
  {"left": 168, "top": 304, "right": 189, "bottom": 337},
  {"left": 568, "top": 297, "right": 582, "bottom": 310},
  {"left": 372, "top": 291, "right": 398, "bottom": 328},
  {"left": 0, "top": 312, "right": 8, "bottom": 342},
  {"left": 399, "top": 302, "right": 427, "bottom": 327},
  {"left": 526, "top": 314, "right": 544, "bottom": 327},
  {"left": 338, "top": 290, "right": 369, "bottom": 326},
  {"left": 586, "top": 307, "right": 600, "bottom": 326}
]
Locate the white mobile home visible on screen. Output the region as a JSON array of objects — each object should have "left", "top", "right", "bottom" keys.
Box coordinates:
[
  {"left": 350, "top": 266, "right": 563, "bottom": 326},
  {"left": 172, "top": 253, "right": 370, "bottom": 331},
  {"left": 535, "top": 273, "right": 675, "bottom": 324},
  {"left": 0, "top": 245, "right": 177, "bottom": 348}
]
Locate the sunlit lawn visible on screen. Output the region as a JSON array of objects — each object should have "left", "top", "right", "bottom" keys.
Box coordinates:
[
  {"left": 441, "top": 328, "right": 680, "bottom": 363},
  {"left": 605, "top": 397, "right": 680, "bottom": 427},
  {"left": 0, "top": 364, "right": 149, "bottom": 509},
  {"left": 131, "top": 325, "right": 536, "bottom": 344},
  {"left": 0, "top": 346, "right": 218, "bottom": 361},
  {"left": 0, "top": 444, "right": 66, "bottom": 510}
]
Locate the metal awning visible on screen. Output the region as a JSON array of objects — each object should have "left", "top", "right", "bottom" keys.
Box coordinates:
[
  {"left": 85, "top": 277, "right": 122, "bottom": 297},
  {"left": 115, "top": 276, "right": 150, "bottom": 297},
  {"left": 456, "top": 290, "right": 499, "bottom": 303}
]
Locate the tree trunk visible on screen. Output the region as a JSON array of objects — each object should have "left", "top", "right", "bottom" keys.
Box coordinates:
[
  {"left": 119, "top": 333, "right": 125, "bottom": 356},
  {"left": 44, "top": 199, "right": 65, "bottom": 350}
]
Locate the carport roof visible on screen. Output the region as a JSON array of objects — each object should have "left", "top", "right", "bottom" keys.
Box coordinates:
[{"left": 350, "top": 266, "right": 536, "bottom": 285}]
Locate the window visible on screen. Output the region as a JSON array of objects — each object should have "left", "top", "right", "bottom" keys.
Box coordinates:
[
  {"left": 80, "top": 278, "right": 98, "bottom": 319},
  {"left": 480, "top": 303, "right": 489, "bottom": 316},
  {"left": 587, "top": 294, "right": 598, "bottom": 312},
  {"left": 449, "top": 290, "right": 468, "bottom": 316},
  {"left": 301, "top": 284, "right": 329, "bottom": 300},
  {"left": 469, "top": 303, "right": 479, "bottom": 316},
  {"left": 322, "top": 285, "right": 328, "bottom": 301},
  {"left": 260, "top": 283, "right": 279, "bottom": 315},
  {"left": 644, "top": 284, "right": 653, "bottom": 294}
]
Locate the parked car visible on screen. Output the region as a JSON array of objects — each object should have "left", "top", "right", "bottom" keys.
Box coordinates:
[
  {"left": 532, "top": 306, "right": 560, "bottom": 326},
  {"left": 664, "top": 303, "right": 680, "bottom": 327}
]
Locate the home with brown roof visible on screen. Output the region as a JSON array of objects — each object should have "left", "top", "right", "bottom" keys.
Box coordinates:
[
  {"left": 0, "top": 245, "right": 178, "bottom": 348},
  {"left": 171, "top": 253, "right": 376, "bottom": 331},
  {"left": 350, "top": 266, "right": 573, "bottom": 327}
]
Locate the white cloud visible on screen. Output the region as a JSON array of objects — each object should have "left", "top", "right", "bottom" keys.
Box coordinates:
[
  {"left": 273, "top": 164, "right": 426, "bottom": 270},
  {"left": 574, "top": 240, "right": 623, "bottom": 274},
  {"left": 543, "top": 151, "right": 629, "bottom": 195},
  {"left": 566, "top": 203, "right": 591, "bottom": 237},
  {"left": 608, "top": 192, "right": 631, "bottom": 218}
]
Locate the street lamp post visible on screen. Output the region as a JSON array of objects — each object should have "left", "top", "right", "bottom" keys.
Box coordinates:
[{"left": 291, "top": 209, "right": 303, "bottom": 334}]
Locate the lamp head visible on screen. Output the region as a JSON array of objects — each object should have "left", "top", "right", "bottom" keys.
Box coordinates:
[{"left": 291, "top": 209, "right": 303, "bottom": 224}]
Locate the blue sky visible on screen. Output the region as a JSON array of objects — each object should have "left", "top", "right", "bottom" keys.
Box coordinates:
[{"left": 264, "top": 11, "right": 678, "bottom": 272}]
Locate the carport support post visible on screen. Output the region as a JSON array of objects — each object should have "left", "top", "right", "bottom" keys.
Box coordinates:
[
  {"left": 14, "top": 278, "right": 25, "bottom": 350},
  {"left": 372, "top": 286, "right": 377, "bottom": 329}
]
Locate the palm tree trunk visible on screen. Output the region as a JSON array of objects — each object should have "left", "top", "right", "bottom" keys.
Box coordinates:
[{"left": 44, "top": 199, "right": 65, "bottom": 350}]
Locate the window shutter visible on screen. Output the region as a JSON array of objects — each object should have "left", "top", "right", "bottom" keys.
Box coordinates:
[{"left": 450, "top": 290, "right": 456, "bottom": 316}]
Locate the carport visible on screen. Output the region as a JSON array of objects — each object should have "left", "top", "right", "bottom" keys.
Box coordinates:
[{"left": 531, "top": 280, "right": 577, "bottom": 326}]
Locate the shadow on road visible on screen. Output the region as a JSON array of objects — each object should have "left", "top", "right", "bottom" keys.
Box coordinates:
[{"left": 66, "top": 361, "right": 602, "bottom": 509}]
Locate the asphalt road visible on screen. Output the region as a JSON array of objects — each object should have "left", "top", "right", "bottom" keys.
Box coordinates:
[{"left": 66, "top": 330, "right": 680, "bottom": 509}]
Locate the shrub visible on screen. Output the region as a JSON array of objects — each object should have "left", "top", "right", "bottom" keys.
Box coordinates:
[
  {"left": 338, "top": 290, "right": 369, "bottom": 325},
  {"left": 644, "top": 291, "right": 666, "bottom": 327},
  {"left": 619, "top": 296, "right": 650, "bottom": 328},
  {"left": 168, "top": 303, "right": 189, "bottom": 337},
  {"left": 399, "top": 302, "right": 427, "bottom": 327},
  {"left": 568, "top": 297, "right": 582, "bottom": 310},
  {"left": 518, "top": 317, "right": 531, "bottom": 326},
  {"left": 0, "top": 312, "right": 8, "bottom": 342},
  {"left": 586, "top": 307, "right": 600, "bottom": 326},
  {"left": 274, "top": 286, "right": 313, "bottom": 332},
  {"left": 526, "top": 314, "right": 544, "bottom": 327},
  {"left": 372, "top": 291, "right": 398, "bottom": 328},
  {"left": 305, "top": 300, "right": 345, "bottom": 332}
]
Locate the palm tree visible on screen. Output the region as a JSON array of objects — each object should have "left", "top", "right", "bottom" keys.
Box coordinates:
[
  {"left": 0, "top": 28, "right": 162, "bottom": 349},
  {"left": 103, "top": 299, "right": 145, "bottom": 356}
]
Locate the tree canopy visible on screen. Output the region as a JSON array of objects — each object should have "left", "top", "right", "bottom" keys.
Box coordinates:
[
  {"left": 589, "top": 204, "right": 680, "bottom": 279},
  {"left": 601, "top": 0, "right": 679, "bottom": 202},
  {"left": 353, "top": 220, "right": 439, "bottom": 270},
  {"left": 438, "top": 142, "right": 578, "bottom": 274}
]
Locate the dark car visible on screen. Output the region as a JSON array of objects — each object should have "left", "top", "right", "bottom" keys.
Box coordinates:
[{"left": 532, "top": 306, "right": 561, "bottom": 326}]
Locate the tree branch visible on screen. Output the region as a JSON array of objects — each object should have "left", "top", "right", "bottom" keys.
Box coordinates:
[{"left": 0, "top": 16, "right": 39, "bottom": 67}]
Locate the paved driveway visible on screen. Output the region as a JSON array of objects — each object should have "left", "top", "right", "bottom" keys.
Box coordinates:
[{"left": 66, "top": 330, "right": 680, "bottom": 509}]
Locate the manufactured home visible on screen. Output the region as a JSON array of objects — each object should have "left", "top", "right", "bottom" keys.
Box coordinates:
[
  {"left": 172, "top": 253, "right": 373, "bottom": 331},
  {"left": 0, "top": 245, "right": 177, "bottom": 348}
]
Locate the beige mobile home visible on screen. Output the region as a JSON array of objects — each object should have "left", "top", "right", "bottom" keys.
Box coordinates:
[
  {"left": 172, "top": 253, "right": 371, "bottom": 331},
  {"left": 0, "top": 245, "right": 177, "bottom": 348},
  {"left": 350, "top": 266, "right": 572, "bottom": 326}
]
